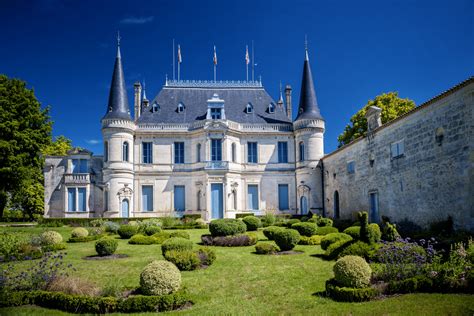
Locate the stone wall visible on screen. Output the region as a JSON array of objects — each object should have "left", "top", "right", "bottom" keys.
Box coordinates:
[{"left": 322, "top": 78, "right": 474, "bottom": 230}]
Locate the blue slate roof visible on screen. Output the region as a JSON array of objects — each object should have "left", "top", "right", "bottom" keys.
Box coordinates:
[
  {"left": 138, "top": 82, "right": 292, "bottom": 125},
  {"left": 295, "top": 50, "right": 324, "bottom": 121}
]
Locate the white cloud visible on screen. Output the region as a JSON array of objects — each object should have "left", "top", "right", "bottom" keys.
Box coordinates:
[
  {"left": 120, "top": 16, "right": 154, "bottom": 24},
  {"left": 86, "top": 139, "right": 101, "bottom": 145}
]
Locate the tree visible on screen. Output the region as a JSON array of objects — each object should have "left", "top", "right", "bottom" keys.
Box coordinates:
[
  {"left": 42, "top": 135, "right": 73, "bottom": 156},
  {"left": 337, "top": 92, "right": 415, "bottom": 147},
  {"left": 0, "top": 75, "right": 52, "bottom": 218}
]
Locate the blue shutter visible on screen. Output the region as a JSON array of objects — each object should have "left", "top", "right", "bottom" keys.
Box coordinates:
[
  {"left": 78, "top": 188, "right": 86, "bottom": 212},
  {"left": 248, "top": 185, "right": 259, "bottom": 210},
  {"left": 68, "top": 188, "right": 76, "bottom": 212},
  {"left": 174, "top": 186, "right": 185, "bottom": 211},
  {"left": 142, "top": 186, "right": 153, "bottom": 212},
  {"left": 278, "top": 184, "right": 289, "bottom": 210}
]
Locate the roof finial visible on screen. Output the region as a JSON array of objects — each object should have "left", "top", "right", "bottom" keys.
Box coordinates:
[
  {"left": 305, "top": 34, "right": 309, "bottom": 61},
  {"left": 117, "top": 31, "right": 121, "bottom": 58}
]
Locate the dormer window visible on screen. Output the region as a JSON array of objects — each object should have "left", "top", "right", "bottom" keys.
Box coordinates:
[
  {"left": 210, "top": 108, "right": 222, "bottom": 119},
  {"left": 152, "top": 102, "right": 160, "bottom": 113},
  {"left": 246, "top": 103, "right": 253, "bottom": 114},
  {"left": 177, "top": 102, "right": 185, "bottom": 113},
  {"left": 268, "top": 103, "right": 275, "bottom": 113}
]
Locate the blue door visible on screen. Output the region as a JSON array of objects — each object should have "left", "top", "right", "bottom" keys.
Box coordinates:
[
  {"left": 121, "top": 199, "right": 129, "bottom": 218},
  {"left": 300, "top": 196, "right": 308, "bottom": 215},
  {"left": 211, "top": 184, "right": 224, "bottom": 219},
  {"left": 278, "top": 184, "right": 289, "bottom": 210},
  {"left": 369, "top": 192, "right": 379, "bottom": 223},
  {"left": 174, "top": 186, "right": 185, "bottom": 212},
  {"left": 247, "top": 185, "right": 259, "bottom": 210}
]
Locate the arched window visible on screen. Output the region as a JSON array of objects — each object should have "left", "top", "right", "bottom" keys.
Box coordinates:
[
  {"left": 177, "top": 102, "right": 185, "bottom": 113},
  {"left": 197, "top": 190, "right": 201, "bottom": 211},
  {"left": 299, "top": 142, "right": 305, "bottom": 161},
  {"left": 196, "top": 144, "right": 201, "bottom": 162},
  {"left": 334, "top": 191, "right": 340, "bottom": 219},
  {"left": 231, "top": 143, "right": 236, "bottom": 162},
  {"left": 233, "top": 189, "right": 237, "bottom": 210},
  {"left": 300, "top": 196, "right": 308, "bottom": 215},
  {"left": 268, "top": 103, "right": 275, "bottom": 113},
  {"left": 104, "top": 141, "right": 109, "bottom": 162},
  {"left": 123, "top": 142, "right": 129, "bottom": 162},
  {"left": 246, "top": 103, "right": 253, "bottom": 114}
]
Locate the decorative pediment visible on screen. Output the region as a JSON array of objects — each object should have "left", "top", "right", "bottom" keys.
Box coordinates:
[
  {"left": 117, "top": 184, "right": 133, "bottom": 198},
  {"left": 298, "top": 184, "right": 311, "bottom": 195},
  {"left": 204, "top": 121, "right": 228, "bottom": 131}
]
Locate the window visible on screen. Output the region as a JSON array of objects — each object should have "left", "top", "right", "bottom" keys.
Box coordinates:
[
  {"left": 391, "top": 140, "right": 405, "bottom": 158},
  {"left": 278, "top": 184, "right": 289, "bottom": 210},
  {"left": 142, "top": 185, "right": 153, "bottom": 212},
  {"left": 334, "top": 191, "right": 340, "bottom": 219},
  {"left": 123, "top": 142, "right": 129, "bottom": 162},
  {"left": 196, "top": 144, "right": 201, "bottom": 162},
  {"left": 174, "top": 185, "right": 185, "bottom": 211},
  {"left": 152, "top": 102, "right": 159, "bottom": 113},
  {"left": 72, "top": 159, "right": 88, "bottom": 173},
  {"left": 174, "top": 142, "right": 185, "bottom": 164},
  {"left": 247, "top": 142, "right": 258, "bottom": 163},
  {"left": 278, "top": 142, "right": 288, "bottom": 163},
  {"left": 68, "top": 187, "right": 86, "bottom": 212},
  {"left": 104, "top": 141, "right": 108, "bottom": 162},
  {"left": 104, "top": 191, "right": 108, "bottom": 212},
  {"left": 247, "top": 185, "right": 259, "bottom": 210},
  {"left": 268, "top": 103, "right": 275, "bottom": 113},
  {"left": 211, "top": 139, "right": 222, "bottom": 161},
  {"left": 347, "top": 161, "right": 355, "bottom": 174},
  {"left": 231, "top": 143, "right": 236, "bottom": 162},
  {"left": 142, "top": 142, "right": 153, "bottom": 164},
  {"left": 299, "top": 142, "right": 305, "bottom": 161},
  {"left": 177, "top": 102, "right": 185, "bottom": 113},
  {"left": 246, "top": 103, "right": 253, "bottom": 113},
  {"left": 210, "top": 108, "right": 222, "bottom": 119},
  {"left": 197, "top": 190, "right": 201, "bottom": 211}
]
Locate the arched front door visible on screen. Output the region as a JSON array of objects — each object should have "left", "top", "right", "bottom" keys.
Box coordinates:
[
  {"left": 300, "top": 196, "right": 308, "bottom": 215},
  {"left": 121, "top": 199, "right": 130, "bottom": 218},
  {"left": 334, "top": 191, "right": 340, "bottom": 219}
]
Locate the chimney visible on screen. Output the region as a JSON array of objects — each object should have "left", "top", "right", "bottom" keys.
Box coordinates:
[
  {"left": 285, "top": 84, "right": 292, "bottom": 120},
  {"left": 134, "top": 81, "right": 142, "bottom": 121}
]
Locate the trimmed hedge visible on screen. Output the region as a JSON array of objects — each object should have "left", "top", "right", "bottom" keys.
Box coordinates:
[
  {"left": 367, "top": 223, "right": 382, "bottom": 244},
  {"left": 338, "top": 241, "right": 373, "bottom": 260},
  {"left": 68, "top": 234, "right": 104, "bottom": 243},
  {"left": 128, "top": 234, "right": 158, "bottom": 245},
  {"left": 298, "top": 235, "right": 323, "bottom": 245},
  {"left": 196, "top": 247, "right": 216, "bottom": 266},
  {"left": 144, "top": 226, "right": 162, "bottom": 236},
  {"left": 321, "top": 233, "right": 353, "bottom": 251},
  {"left": 343, "top": 226, "right": 361, "bottom": 239},
  {"left": 324, "top": 238, "right": 354, "bottom": 260},
  {"left": 260, "top": 213, "right": 276, "bottom": 227},
  {"left": 209, "top": 219, "right": 246, "bottom": 237},
  {"left": 151, "top": 231, "right": 172, "bottom": 244},
  {"left": 255, "top": 242, "right": 279, "bottom": 254},
  {"left": 201, "top": 233, "right": 257, "bottom": 247},
  {"left": 235, "top": 213, "right": 255, "bottom": 219},
  {"left": 263, "top": 226, "right": 285, "bottom": 241},
  {"left": 118, "top": 225, "right": 138, "bottom": 239},
  {"left": 291, "top": 222, "right": 318, "bottom": 237},
  {"left": 0, "top": 289, "right": 191, "bottom": 313},
  {"left": 285, "top": 219, "right": 301, "bottom": 228},
  {"left": 325, "top": 279, "right": 377, "bottom": 302},
  {"left": 273, "top": 229, "right": 300, "bottom": 251},
  {"left": 315, "top": 226, "right": 339, "bottom": 236},
  {"left": 95, "top": 238, "right": 118, "bottom": 256},
  {"left": 242, "top": 216, "right": 262, "bottom": 231},
  {"left": 169, "top": 231, "right": 190, "bottom": 239},
  {"left": 161, "top": 237, "right": 193, "bottom": 255},
  {"left": 386, "top": 276, "right": 434, "bottom": 294},
  {"left": 163, "top": 250, "right": 200, "bottom": 271}
]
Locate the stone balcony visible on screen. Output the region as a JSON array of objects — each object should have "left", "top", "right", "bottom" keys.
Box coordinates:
[
  {"left": 64, "top": 173, "right": 90, "bottom": 184},
  {"left": 205, "top": 161, "right": 229, "bottom": 170}
]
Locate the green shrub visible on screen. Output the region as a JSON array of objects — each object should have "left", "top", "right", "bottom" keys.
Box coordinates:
[
  {"left": 169, "top": 231, "right": 190, "bottom": 239},
  {"left": 103, "top": 221, "right": 120, "bottom": 234},
  {"left": 152, "top": 231, "right": 172, "bottom": 244},
  {"left": 42, "top": 243, "right": 67, "bottom": 252},
  {"left": 163, "top": 250, "right": 200, "bottom": 271},
  {"left": 325, "top": 279, "right": 377, "bottom": 302},
  {"left": 87, "top": 227, "right": 105, "bottom": 236},
  {"left": 386, "top": 276, "right": 434, "bottom": 294},
  {"left": 338, "top": 241, "right": 372, "bottom": 259},
  {"left": 382, "top": 222, "right": 400, "bottom": 241},
  {"left": 41, "top": 231, "right": 63, "bottom": 246},
  {"left": 144, "top": 226, "right": 161, "bottom": 236},
  {"left": 255, "top": 242, "right": 279, "bottom": 254},
  {"left": 161, "top": 237, "right": 193, "bottom": 255},
  {"left": 261, "top": 213, "right": 276, "bottom": 227},
  {"left": 263, "top": 226, "right": 285, "bottom": 240},
  {"left": 209, "top": 219, "right": 246, "bottom": 237},
  {"left": 246, "top": 232, "right": 258, "bottom": 245},
  {"left": 291, "top": 222, "right": 318, "bottom": 237},
  {"left": 358, "top": 211, "right": 370, "bottom": 243},
  {"left": 286, "top": 219, "right": 300, "bottom": 228},
  {"left": 242, "top": 216, "right": 262, "bottom": 231},
  {"left": 140, "top": 260, "right": 181, "bottom": 296},
  {"left": 117, "top": 225, "right": 138, "bottom": 239},
  {"left": 0, "top": 232, "right": 27, "bottom": 259},
  {"left": 95, "top": 238, "right": 118, "bottom": 256},
  {"left": 200, "top": 234, "right": 256, "bottom": 247},
  {"left": 128, "top": 234, "right": 158, "bottom": 245},
  {"left": 128, "top": 221, "right": 139, "bottom": 226},
  {"left": 235, "top": 213, "right": 255, "bottom": 219},
  {"left": 298, "top": 235, "right": 323, "bottom": 245},
  {"left": 343, "top": 226, "right": 360, "bottom": 239},
  {"left": 333, "top": 255, "right": 372, "bottom": 288},
  {"left": 273, "top": 229, "right": 300, "bottom": 251},
  {"left": 68, "top": 235, "right": 102, "bottom": 243},
  {"left": 317, "top": 217, "right": 333, "bottom": 227},
  {"left": 196, "top": 247, "right": 216, "bottom": 266},
  {"left": 71, "top": 227, "right": 89, "bottom": 238},
  {"left": 367, "top": 223, "right": 382, "bottom": 244},
  {"left": 325, "top": 238, "right": 354, "bottom": 260},
  {"left": 315, "top": 226, "right": 339, "bottom": 236},
  {"left": 321, "top": 233, "right": 353, "bottom": 250}
]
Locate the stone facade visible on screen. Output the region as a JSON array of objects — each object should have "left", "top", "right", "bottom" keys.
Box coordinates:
[{"left": 322, "top": 78, "right": 474, "bottom": 230}]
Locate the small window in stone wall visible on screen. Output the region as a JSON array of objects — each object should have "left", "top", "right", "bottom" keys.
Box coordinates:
[
  {"left": 347, "top": 161, "right": 355, "bottom": 174},
  {"left": 391, "top": 140, "right": 404, "bottom": 159},
  {"left": 435, "top": 127, "right": 445, "bottom": 146}
]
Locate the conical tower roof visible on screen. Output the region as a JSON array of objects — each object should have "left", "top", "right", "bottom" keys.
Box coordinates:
[
  {"left": 295, "top": 47, "right": 323, "bottom": 121},
  {"left": 102, "top": 35, "right": 131, "bottom": 121}
]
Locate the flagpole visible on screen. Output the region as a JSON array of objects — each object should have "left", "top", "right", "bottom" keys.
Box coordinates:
[
  {"left": 213, "top": 45, "right": 217, "bottom": 82},
  {"left": 178, "top": 59, "right": 180, "bottom": 81},
  {"left": 177, "top": 45, "right": 181, "bottom": 81},
  {"left": 172, "top": 39, "right": 175, "bottom": 81},
  {"left": 251, "top": 40, "right": 254, "bottom": 82},
  {"left": 246, "top": 45, "right": 249, "bottom": 82}
]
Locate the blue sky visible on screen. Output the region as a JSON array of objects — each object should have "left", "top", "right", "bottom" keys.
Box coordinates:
[{"left": 1, "top": 0, "right": 473, "bottom": 153}]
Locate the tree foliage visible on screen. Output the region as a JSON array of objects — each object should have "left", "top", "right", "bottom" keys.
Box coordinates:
[
  {"left": 337, "top": 92, "right": 415, "bottom": 147},
  {"left": 42, "top": 135, "right": 73, "bottom": 156},
  {"left": 0, "top": 75, "right": 52, "bottom": 218}
]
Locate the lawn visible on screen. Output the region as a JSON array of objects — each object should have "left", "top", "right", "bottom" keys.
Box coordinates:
[{"left": 1, "top": 226, "right": 473, "bottom": 315}]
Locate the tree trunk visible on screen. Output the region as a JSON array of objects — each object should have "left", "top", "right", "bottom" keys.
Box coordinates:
[{"left": 0, "top": 190, "right": 7, "bottom": 218}]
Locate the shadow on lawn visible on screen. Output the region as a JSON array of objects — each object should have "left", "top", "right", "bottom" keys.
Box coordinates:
[{"left": 310, "top": 253, "right": 332, "bottom": 261}]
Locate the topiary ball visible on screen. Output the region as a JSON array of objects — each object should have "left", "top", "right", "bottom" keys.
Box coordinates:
[
  {"left": 263, "top": 226, "right": 285, "bottom": 240},
  {"left": 242, "top": 216, "right": 262, "bottom": 231},
  {"left": 291, "top": 222, "right": 318, "bottom": 237},
  {"left": 95, "top": 238, "right": 118, "bottom": 256},
  {"left": 140, "top": 260, "right": 181, "bottom": 295},
  {"left": 161, "top": 237, "right": 193, "bottom": 255},
  {"left": 41, "top": 231, "right": 63, "bottom": 245},
  {"left": 209, "top": 219, "right": 247, "bottom": 237},
  {"left": 333, "top": 255, "right": 372, "bottom": 288},
  {"left": 273, "top": 229, "right": 301, "bottom": 251},
  {"left": 71, "top": 227, "right": 89, "bottom": 238},
  {"left": 117, "top": 225, "right": 138, "bottom": 239},
  {"left": 145, "top": 225, "right": 162, "bottom": 236}
]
